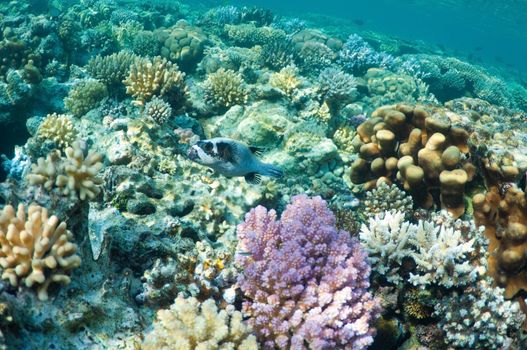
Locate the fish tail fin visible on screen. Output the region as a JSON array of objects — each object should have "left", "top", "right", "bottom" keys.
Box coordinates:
[{"left": 260, "top": 163, "right": 283, "bottom": 178}]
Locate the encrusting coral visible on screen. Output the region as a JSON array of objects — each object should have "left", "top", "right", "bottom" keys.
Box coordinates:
[
  {"left": 0, "top": 204, "right": 81, "bottom": 301},
  {"left": 236, "top": 195, "right": 380, "bottom": 350},
  {"left": 473, "top": 185, "right": 527, "bottom": 298},
  {"left": 350, "top": 103, "right": 475, "bottom": 218},
  {"left": 123, "top": 56, "right": 188, "bottom": 109},
  {"left": 202, "top": 68, "right": 248, "bottom": 111},
  {"left": 141, "top": 294, "right": 257, "bottom": 350},
  {"left": 28, "top": 141, "right": 103, "bottom": 201},
  {"left": 37, "top": 113, "right": 77, "bottom": 149}
]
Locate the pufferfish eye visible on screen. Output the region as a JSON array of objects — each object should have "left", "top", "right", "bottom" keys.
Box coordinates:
[{"left": 202, "top": 142, "right": 213, "bottom": 152}]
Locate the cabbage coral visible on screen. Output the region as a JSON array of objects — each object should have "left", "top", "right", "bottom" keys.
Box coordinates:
[
  {"left": 0, "top": 204, "right": 81, "bottom": 300},
  {"left": 28, "top": 141, "right": 103, "bottom": 201},
  {"left": 37, "top": 113, "right": 77, "bottom": 149},
  {"left": 237, "top": 195, "right": 380, "bottom": 350},
  {"left": 123, "top": 56, "right": 188, "bottom": 109},
  {"left": 142, "top": 294, "right": 257, "bottom": 350}
]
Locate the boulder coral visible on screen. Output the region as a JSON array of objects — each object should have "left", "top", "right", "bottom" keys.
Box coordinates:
[
  {"left": 236, "top": 195, "right": 380, "bottom": 350},
  {"left": 350, "top": 104, "right": 475, "bottom": 218},
  {"left": 0, "top": 204, "right": 81, "bottom": 301}
]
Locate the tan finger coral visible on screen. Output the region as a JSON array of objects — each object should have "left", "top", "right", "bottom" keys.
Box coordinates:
[
  {"left": 0, "top": 204, "right": 81, "bottom": 301},
  {"left": 123, "top": 56, "right": 188, "bottom": 109},
  {"left": 28, "top": 141, "right": 103, "bottom": 201},
  {"left": 142, "top": 294, "right": 257, "bottom": 350},
  {"left": 37, "top": 113, "right": 77, "bottom": 149}
]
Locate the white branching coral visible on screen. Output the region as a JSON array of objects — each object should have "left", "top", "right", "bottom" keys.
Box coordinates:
[
  {"left": 360, "top": 210, "right": 486, "bottom": 287},
  {"left": 435, "top": 278, "right": 525, "bottom": 350},
  {"left": 37, "top": 113, "right": 77, "bottom": 149},
  {"left": 142, "top": 294, "right": 257, "bottom": 350},
  {"left": 28, "top": 141, "right": 103, "bottom": 201},
  {"left": 359, "top": 211, "right": 415, "bottom": 284},
  {"left": 0, "top": 204, "right": 81, "bottom": 301}
]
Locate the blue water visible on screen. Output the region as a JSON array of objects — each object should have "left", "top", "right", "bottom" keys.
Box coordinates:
[{"left": 226, "top": 0, "right": 527, "bottom": 80}]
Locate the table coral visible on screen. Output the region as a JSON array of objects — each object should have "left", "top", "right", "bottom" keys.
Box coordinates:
[
  {"left": 142, "top": 295, "right": 257, "bottom": 350},
  {"left": 37, "top": 113, "right": 77, "bottom": 149},
  {"left": 473, "top": 185, "right": 527, "bottom": 298},
  {"left": 236, "top": 195, "right": 380, "bottom": 350},
  {"left": 28, "top": 141, "right": 103, "bottom": 201},
  {"left": 350, "top": 103, "right": 475, "bottom": 218},
  {"left": 0, "top": 204, "right": 81, "bottom": 301}
]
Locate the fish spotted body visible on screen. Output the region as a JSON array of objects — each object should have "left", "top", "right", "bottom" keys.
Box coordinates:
[{"left": 187, "top": 137, "right": 283, "bottom": 184}]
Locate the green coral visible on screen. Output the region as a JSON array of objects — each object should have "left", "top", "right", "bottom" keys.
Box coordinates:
[
  {"left": 86, "top": 51, "right": 137, "bottom": 87},
  {"left": 64, "top": 79, "right": 108, "bottom": 117},
  {"left": 202, "top": 68, "right": 248, "bottom": 111},
  {"left": 224, "top": 24, "right": 285, "bottom": 47}
]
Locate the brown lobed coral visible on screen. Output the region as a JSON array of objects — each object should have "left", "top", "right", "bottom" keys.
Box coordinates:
[
  {"left": 0, "top": 204, "right": 81, "bottom": 301},
  {"left": 473, "top": 186, "right": 527, "bottom": 298},
  {"left": 350, "top": 104, "right": 475, "bottom": 218}
]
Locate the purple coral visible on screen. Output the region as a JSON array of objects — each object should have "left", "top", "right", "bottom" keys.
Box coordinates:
[
  {"left": 338, "top": 34, "right": 394, "bottom": 74},
  {"left": 236, "top": 195, "right": 380, "bottom": 350}
]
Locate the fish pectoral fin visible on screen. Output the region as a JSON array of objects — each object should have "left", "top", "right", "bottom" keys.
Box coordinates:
[
  {"left": 244, "top": 172, "right": 262, "bottom": 185},
  {"left": 249, "top": 146, "right": 265, "bottom": 157}
]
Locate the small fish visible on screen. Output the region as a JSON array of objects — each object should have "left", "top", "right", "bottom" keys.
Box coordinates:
[{"left": 187, "top": 137, "right": 283, "bottom": 184}]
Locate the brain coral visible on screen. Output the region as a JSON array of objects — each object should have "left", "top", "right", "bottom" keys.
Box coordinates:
[
  {"left": 0, "top": 204, "right": 81, "bottom": 300},
  {"left": 236, "top": 195, "right": 380, "bottom": 350},
  {"left": 142, "top": 294, "right": 257, "bottom": 350},
  {"left": 37, "top": 113, "right": 77, "bottom": 149},
  {"left": 123, "top": 56, "right": 188, "bottom": 109},
  {"left": 28, "top": 141, "right": 103, "bottom": 201}
]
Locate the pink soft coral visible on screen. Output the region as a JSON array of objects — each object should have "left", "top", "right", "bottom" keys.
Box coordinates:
[{"left": 237, "top": 195, "right": 380, "bottom": 350}]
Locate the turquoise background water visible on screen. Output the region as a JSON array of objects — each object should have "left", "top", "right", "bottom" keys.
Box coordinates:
[{"left": 216, "top": 0, "right": 527, "bottom": 81}]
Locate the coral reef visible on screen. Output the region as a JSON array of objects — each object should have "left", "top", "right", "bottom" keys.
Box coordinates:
[
  {"left": 37, "top": 113, "right": 77, "bottom": 149},
  {"left": 268, "top": 65, "right": 301, "bottom": 97},
  {"left": 317, "top": 67, "right": 357, "bottom": 107},
  {"left": 142, "top": 294, "right": 257, "bottom": 350},
  {"left": 338, "top": 34, "right": 394, "bottom": 74},
  {"left": 28, "top": 141, "right": 103, "bottom": 201},
  {"left": 0, "top": 204, "right": 81, "bottom": 300},
  {"left": 86, "top": 51, "right": 137, "bottom": 87},
  {"left": 124, "top": 56, "right": 188, "bottom": 109},
  {"left": 144, "top": 97, "right": 173, "bottom": 125},
  {"left": 363, "top": 182, "right": 413, "bottom": 219},
  {"left": 237, "top": 195, "right": 380, "bottom": 349}
]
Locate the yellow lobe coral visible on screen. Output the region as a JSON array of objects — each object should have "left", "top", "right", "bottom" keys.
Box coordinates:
[
  {"left": 28, "top": 141, "right": 103, "bottom": 201},
  {"left": 0, "top": 204, "right": 81, "bottom": 301},
  {"left": 123, "top": 56, "right": 188, "bottom": 109},
  {"left": 142, "top": 295, "right": 257, "bottom": 350},
  {"left": 37, "top": 113, "right": 77, "bottom": 149}
]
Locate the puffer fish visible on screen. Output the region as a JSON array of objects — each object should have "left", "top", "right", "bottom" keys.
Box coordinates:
[{"left": 187, "top": 137, "right": 283, "bottom": 184}]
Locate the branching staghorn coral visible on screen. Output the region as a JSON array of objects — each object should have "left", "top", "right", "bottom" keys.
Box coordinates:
[
  {"left": 86, "top": 51, "right": 137, "bottom": 87},
  {"left": 28, "top": 141, "right": 103, "bottom": 201},
  {"left": 360, "top": 210, "right": 486, "bottom": 288},
  {"left": 123, "top": 56, "right": 188, "bottom": 109},
  {"left": 142, "top": 294, "right": 257, "bottom": 350},
  {"left": 37, "top": 113, "right": 77, "bottom": 149},
  {"left": 202, "top": 68, "right": 248, "bottom": 111},
  {"left": 434, "top": 278, "right": 525, "bottom": 350},
  {"left": 64, "top": 79, "right": 108, "bottom": 117},
  {"left": 237, "top": 195, "right": 380, "bottom": 350},
  {"left": 0, "top": 204, "right": 81, "bottom": 301},
  {"left": 317, "top": 67, "right": 357, "bottom": 106}
]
